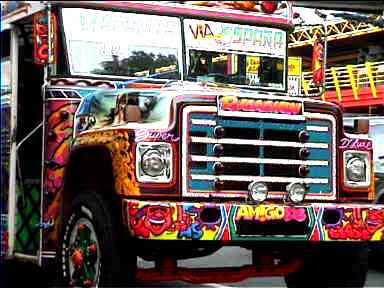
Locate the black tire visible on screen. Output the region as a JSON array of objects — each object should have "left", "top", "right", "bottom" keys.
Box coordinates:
[
  {"left": 57, "top": 193, "right": 136, "bottom": 287},
  {"left": 285, "top": 245, "right": 368, "bottom": 288},
  {"left": 369, "top": 183, "right": 384, "bottom": 270},
  {"left": 375, "top": 182, "right": 384, "bottom": 204}
]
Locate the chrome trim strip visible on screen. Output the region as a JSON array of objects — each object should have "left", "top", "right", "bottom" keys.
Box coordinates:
[
  {"left": 191, "top": 155, "right": 328, "bottom": 166},
  {"left": 182, "top": 107, "right": 337, "bottom": 200},
  {"left": 303, "top": 112, "right": 337, "bottom": 200},
  {"left": 191, "top": 137, "right": 329, "bottom": 149},
  {"left": 182, "top": 106, "right": 218, "bottom": 197},
  {"left": 306, "top": 125, "right": 329, "bottom": 132},
  {"left": 218, "top": 110, "right": 305, "bottom": 121},
  {"left": 191, "top": 119, "right": 217, "bottom": 126},
  {"left": 191, "top": 174, "right": 329, "bottom": 184}
]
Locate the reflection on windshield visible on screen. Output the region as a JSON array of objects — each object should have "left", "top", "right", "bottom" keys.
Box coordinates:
[
  {"left": 90, "top": 51, "right": 179, "bottom": 79},
  {"left": 187, "top": 50, "right": 284, "bottom": 88}
]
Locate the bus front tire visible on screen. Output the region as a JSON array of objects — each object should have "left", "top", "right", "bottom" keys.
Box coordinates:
[{"left": 58, "top": 193, "right": 136, "bottom": 287}]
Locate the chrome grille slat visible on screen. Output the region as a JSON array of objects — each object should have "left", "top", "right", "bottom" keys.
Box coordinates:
[
  {"left": 190, "top": 137, "right": 329, "bottom": 149},
  {"left": 191, "top": 155, "right": 328, "bottom": 166},
  {"left": 191, "top": 175, "right": 329, "bottom": 184}
]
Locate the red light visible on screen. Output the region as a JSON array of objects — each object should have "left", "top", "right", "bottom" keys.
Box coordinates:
[{"left": 261, "top": 1, "right": 278, "bottom": 14}]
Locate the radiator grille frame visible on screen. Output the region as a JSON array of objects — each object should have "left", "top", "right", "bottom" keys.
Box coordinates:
[{"left": 182, "top": 105, "right": 337, "bottom": 201}]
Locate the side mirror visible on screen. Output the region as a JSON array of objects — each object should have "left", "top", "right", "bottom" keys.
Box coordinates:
[{"left": 354, "top": 119, "right": 370, "bottom": 134}]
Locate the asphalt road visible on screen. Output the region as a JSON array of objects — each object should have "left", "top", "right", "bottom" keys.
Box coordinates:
[
  {"left": 3, "top": 247, "right": 384, "bottom": 287},
  {"left": 136, "top": 247, "right": 384, "bottom": 288}
]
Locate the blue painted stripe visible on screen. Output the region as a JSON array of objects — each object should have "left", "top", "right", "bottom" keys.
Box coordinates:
[
  {"left": 218, "top": 119, "right": 305, "bottom": 131},
  {"left": 308, "top": 184, "right": 331, "bottom": 193},
  {"left": 308, "top": 131, "right": 331, "bottom": 143},
  {"left": 190, "top": 125, "right": 211, "bottom": 132},
  {"left": 189, "top": 180, "right": 212, "bottom": 190},
  {"left": 190, "top": 114, "right": 216, "bottom": 120},
  {"left": 191, "top": 162, "right": 214, "bottom": 175},
  {"left": 190, "top": 125, "right": 214, "bottom": 137},
  {"left": 307, "top": 148, "right": 331, "bottom": 160},
  {"left": 191, "top": 166, "right": 330, "bottom": 178},
  {"left": 194, "top": 145, "right": 331, "bottom": 160},
  {"left": 308, "top": 166, "right": 330, "bottom": 178}
]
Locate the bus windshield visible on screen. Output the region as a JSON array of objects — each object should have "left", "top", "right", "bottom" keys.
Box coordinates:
[
  {"left": 62, "top": 8, "right": 287, "bottom": 90},
  {"left": 184, "top": 19, "right": 287, "bottom": 90},
  {"left": 62, "top": 8, "right": 182, "bottom": 79}
]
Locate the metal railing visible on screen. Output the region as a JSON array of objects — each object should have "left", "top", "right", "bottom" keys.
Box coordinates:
[
  {"left": 289, "top": 20, "right": 384, "bottom": 48},
  {"left": 301, "top": 61, "right": 384, "bottom": 101}
]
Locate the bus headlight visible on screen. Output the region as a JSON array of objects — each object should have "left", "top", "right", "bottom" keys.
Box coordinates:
[
  {"left": 344, "top": 151, "right": 370, "bottom": 187},
  {"left": 346, "top": 157, "right": 365, "bottom": 182},
  {"left": 136, "top": 142, "right": 172, "bottom": 183}
]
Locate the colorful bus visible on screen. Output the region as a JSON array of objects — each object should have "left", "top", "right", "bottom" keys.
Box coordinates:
[{"left": 1, "top": 1, "right": 383, "bottom": 287}]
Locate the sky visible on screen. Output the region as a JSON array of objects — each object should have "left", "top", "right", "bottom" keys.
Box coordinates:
[{"left": 293, "top": 7, "right": 347, "bottom": 25}]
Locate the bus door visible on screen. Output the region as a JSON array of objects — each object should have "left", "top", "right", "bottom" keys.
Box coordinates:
[{"left": 4, "top": 20, "right": 44, "bottom": 262}]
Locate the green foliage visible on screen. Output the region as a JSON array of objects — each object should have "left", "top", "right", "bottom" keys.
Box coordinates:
[{"left": 92, "top": 51, "right": 177, "bottom": 76}]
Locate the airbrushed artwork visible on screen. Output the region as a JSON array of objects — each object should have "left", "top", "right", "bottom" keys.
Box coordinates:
[
  {"left": 43, "top": 99, "right": 80, "bottom": 247},
  {"left": 125, "top": 200, "right": 384, "bottom": 241}
]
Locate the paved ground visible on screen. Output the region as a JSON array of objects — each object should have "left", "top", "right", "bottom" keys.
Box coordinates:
[
  {"left": 135, "top": 247, "right": 384, "bottom": 288},
  {"left": 3, "top": 247, "right": 384, "bottom": 287}
]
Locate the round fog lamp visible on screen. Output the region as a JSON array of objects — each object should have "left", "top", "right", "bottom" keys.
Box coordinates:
[
  {"left": 287, "top": 183, "right": 306, "bottom": 203},
  {"left": 248, "top": 182, "right": 268, "bottom": 202}
]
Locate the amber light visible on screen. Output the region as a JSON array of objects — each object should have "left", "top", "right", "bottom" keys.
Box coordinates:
[{"left": 261, "top": 1, "right": 278, "bottom": 14}]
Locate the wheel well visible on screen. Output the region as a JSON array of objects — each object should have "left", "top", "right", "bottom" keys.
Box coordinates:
[{"left": 62, "top": 145, "right": 116, "bottom": 216}]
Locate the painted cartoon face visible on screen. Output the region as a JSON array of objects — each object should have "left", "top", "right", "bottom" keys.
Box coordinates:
[{"left": 143, "top": 205, "right": 173, "bottom": 235}]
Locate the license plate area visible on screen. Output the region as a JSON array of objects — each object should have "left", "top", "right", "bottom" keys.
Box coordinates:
[{"left": 236, "top": 219, "right": 310, "bottom": 236}]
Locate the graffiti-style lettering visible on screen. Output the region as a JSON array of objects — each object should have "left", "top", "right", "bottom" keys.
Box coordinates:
[
  {"left": 236, "top": 206, "right": 307, "bottom": 223},
  {"left": 236, "top": 205, "right": 284, "bottom": 222},
  {"left": 340, "top": 138, "right": 372, "bottom": 150},
  {"left": 189, "top": 23, "right": 214, "bottom": 39},
  {"left": 219, "top": 96, "right": 302, "bottom": 115},
  {"left": 284, "top": 207, "right": 307, "bottom": 222},
  {"left": 135, "top": 130, "right": 180, "bottom": 142}
]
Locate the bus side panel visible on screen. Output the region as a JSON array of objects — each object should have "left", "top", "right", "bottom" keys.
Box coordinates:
[{"left": 42, "top": 93, "right": 81, "bottom": 252}]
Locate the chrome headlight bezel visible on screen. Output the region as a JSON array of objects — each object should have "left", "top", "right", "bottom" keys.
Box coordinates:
[
  {"left": 343, "top": 150, "right": 370, "bottom": 188},
  {"left": 136, "top": 142, "right": 173, "bottom": 183}
]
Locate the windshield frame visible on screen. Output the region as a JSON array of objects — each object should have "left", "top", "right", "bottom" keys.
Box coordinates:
[
  {"left": 60, "top": 7, "right": 288, "bottom": 92},
  {"left": 61, "top": 7, "right": 184, "bottom": 80},
  {"left": 183, "top": 18, "right": 287, "bottom": 92}
]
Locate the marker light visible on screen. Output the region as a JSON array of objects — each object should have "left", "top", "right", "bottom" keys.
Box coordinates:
[{"left": 261, "top": 1, "right": 278, "bottom": 14}]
